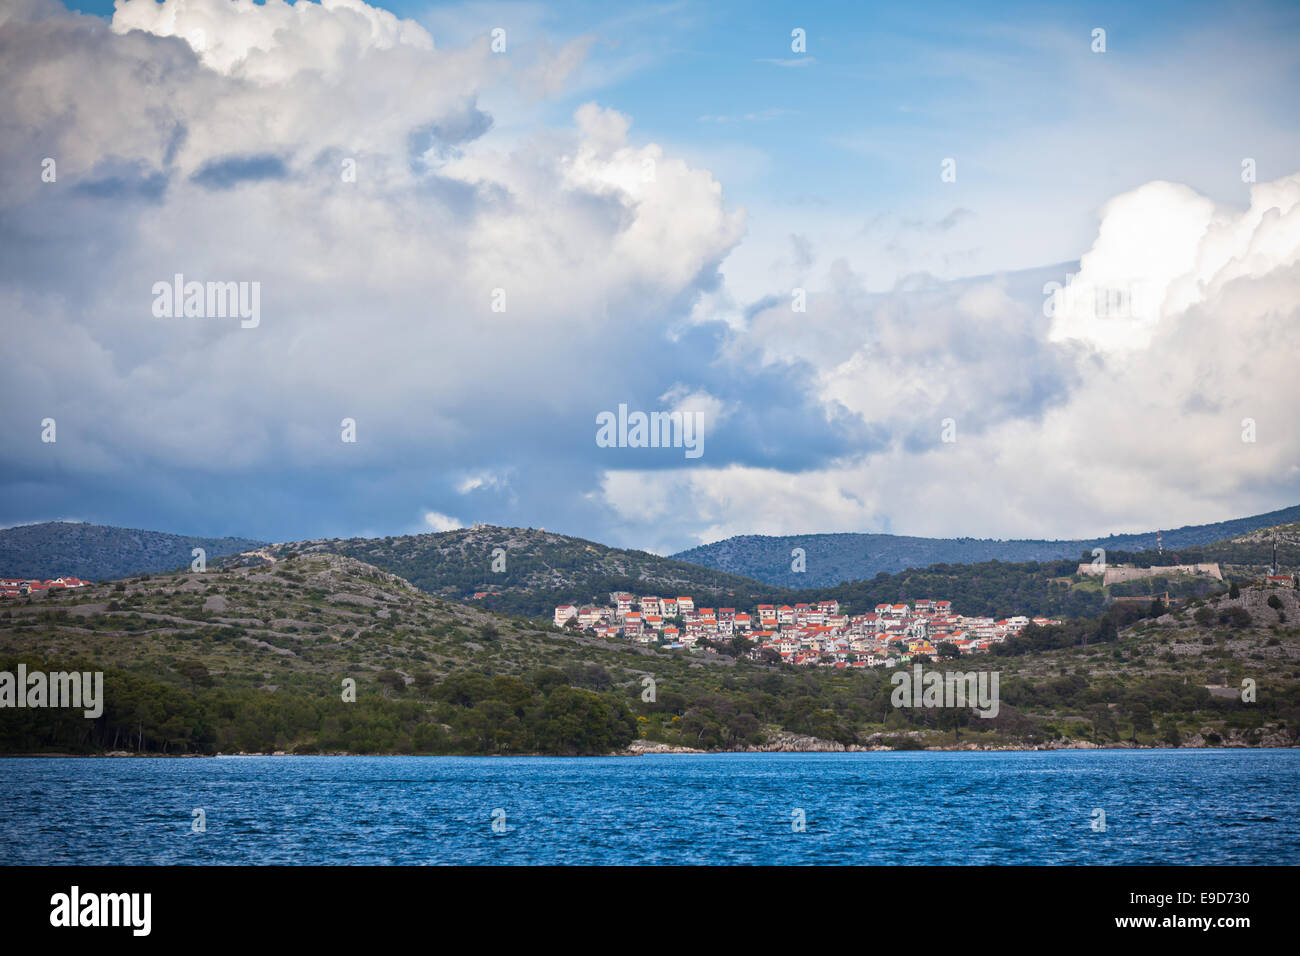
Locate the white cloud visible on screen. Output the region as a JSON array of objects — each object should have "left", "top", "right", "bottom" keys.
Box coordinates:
[
  {"left": 658, "top": 384, "right": 732, "bottom": 430},
  {"left": 598, "top": 171, "right": 1300, "bottom": 548},
  {"left": 1048, "top": 181, "right": 1222, "bottom": 354},
  {"left": 423, "top": 510, "right": 465, "bottom": 532},
  {"left": 0, "top": 0, "right": 743, "bottom": 481},
  {"left": 4, "top": 0, "right": 1296, "bottom": 552},
  {"left": 111, "top": 0, "right": 436, "bottom": 80},
  {"left": 456, "top": 469, "right": 512, "bottom": 494}
]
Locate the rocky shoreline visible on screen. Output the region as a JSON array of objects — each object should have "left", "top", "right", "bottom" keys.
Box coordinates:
[
  {"left": 624, "top": 726, "right": 1298, "bottom": 754},
  {"left": 8, "top": 726, "right": 1295, "bottom": 758}
]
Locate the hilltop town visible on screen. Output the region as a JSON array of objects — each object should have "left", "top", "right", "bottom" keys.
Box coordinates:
[{"left": 554, "top": 594, "right": 1060, "bottom": 667}]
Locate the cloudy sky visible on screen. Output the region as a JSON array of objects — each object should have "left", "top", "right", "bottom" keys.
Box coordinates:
[{"left": 2, "top": 0, "right": 1298, "bottom": 554}]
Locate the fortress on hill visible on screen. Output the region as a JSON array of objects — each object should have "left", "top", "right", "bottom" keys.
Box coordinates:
[{"left": 1076, "top": 562, "right": 1223, "bottom": 586}]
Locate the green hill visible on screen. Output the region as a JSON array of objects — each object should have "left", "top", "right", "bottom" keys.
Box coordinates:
[
  {"left": 671, "top": 504, "right": 1300, "bottom": 587},
  {"left": 2, "top": 552, "right": 1296, "bottom": 755},
  {"left": 252, "top": 524, "right": 1295, "bottom": 625},
  {"left": 0, "top": 521, "right": 264, "bottom": 582},
  {"left": 234, "top": 526, "right": 777, "bottom": 619}
]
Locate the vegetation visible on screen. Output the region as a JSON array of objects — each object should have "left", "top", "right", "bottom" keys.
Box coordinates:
[
  {"left": 0, "top": 655, "right": 636, "bottom": 756},
  {"left": 0, "top": 521, "right": 263, "bottom": 582},
  {"left": 671, "top": 505, "right": 1300, "bottom": 587},
  {"left": 2, "top": 553, "right": 1298, "bottom": 754},
  {"left": 221, "top": 525, "right": 1299, "bottom": 635},
  {"left": 230, "top": 537, "right": 1231, "bottom": 625},
  {"left": 228, "top": 526, "right": 772, "bottom": 620}
]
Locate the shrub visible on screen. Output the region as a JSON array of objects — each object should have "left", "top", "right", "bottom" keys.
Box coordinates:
[{"left": 1218, "top": 607, "right": 1252, "bottom": 628}]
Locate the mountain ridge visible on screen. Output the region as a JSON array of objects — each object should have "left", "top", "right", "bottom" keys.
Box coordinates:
[
  {"left": 228, "top": 525, "right": 774, "bottom": 619},
  {"left": 4, "top": 504, "right": 1298, "bottom": 616},
  {"left": 670, "top": 504, "right": 1300, "bottom": 587},
  {"left": 0, "top": 521, "right": 265, "bottom": 582}
]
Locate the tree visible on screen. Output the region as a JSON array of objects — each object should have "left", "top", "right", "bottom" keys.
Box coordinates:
[
  {"left": 1218, "top": 607, "right": 1252, "bottom": 628},
  {"left": 1128, "top": 702, "right": 1154, "bottom": 738},
  {"left": 1087, "top": 703, "right": 1116, "bottom": 744},
  {"left": 726, "top": 636, "right": 755, "bottom": 658},
  {"left": 176, "top": 661, "right": 212, "bottom": 690},
  {"left": 1095, "top": 615, "right": 1119, "bottom": 644},
  {"left": 412, "top": 670, "right": 437, "bottom": 699},
  {"left": 1228, "top": 582, "right": 1240, "bottom": 599},
  {"left": 937, "top": 705, "right": 969, "bottom": 740}
]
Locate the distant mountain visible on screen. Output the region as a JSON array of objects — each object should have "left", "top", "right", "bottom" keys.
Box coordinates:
[
  {"left": 671, "top": 505, "right": 1300, "bottom": 588},
  {"left": 237, "top": 525, "right": 774, "bottom": 619},
  {"left": 0, "top": 522, "right": 264, "bottom": 582}
]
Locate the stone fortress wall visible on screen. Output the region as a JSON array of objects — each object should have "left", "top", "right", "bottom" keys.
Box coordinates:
[{"left": 1076, "top": 562, "right": 1223, "bottom": 585}]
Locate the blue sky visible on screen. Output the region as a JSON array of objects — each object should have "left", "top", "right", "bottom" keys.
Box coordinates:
[{"left": 2, "top": 0, "right": 1299, "bottom": 552}]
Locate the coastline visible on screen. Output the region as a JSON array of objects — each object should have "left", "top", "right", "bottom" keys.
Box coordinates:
[{"left": 5, "top": 736, "right": 1297, "bottom": 759}]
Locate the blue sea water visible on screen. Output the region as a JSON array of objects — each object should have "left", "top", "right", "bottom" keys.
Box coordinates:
[{"left": 1, "top": 749, "right": 1297, "bottom": 865}]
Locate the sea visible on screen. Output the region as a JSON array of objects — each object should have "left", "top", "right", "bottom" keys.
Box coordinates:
[{"left": 2, "top": 749, "right": 1297, "bottom": 865}]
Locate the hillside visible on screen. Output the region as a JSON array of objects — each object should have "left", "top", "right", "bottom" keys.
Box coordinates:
[
  {"left": 1, "top": 553, "right": 1296, "bottom": 754},
  {"left": 231, "top": 526, "right": 777, "bottom": 619},
  {"left": 11, "top": 512, "right": 1295, "bottom": 631},
  {"left": 671, "top": 504, "right": 1300, "bottom": 587},
  {"left": 767, "top": 518, "right": 1300, "bottom": 621},
  {"left": 1231, "top": 520, "right": 1300, "bottom": 544},
  {"left": 760, "top": 558, "right": 1209, "bottom": 623},
  {"left": 0, "top": 552, "right": 824, "bottom": 754},
  {"left": 0, "top": 522, "right": 264, "bottom": 582},
  {"left": 237, "top": 522, "right": 1296, "bottom": 626},
  {"left": 985, "top": 581, "right": 1300, "bottom": 749}
]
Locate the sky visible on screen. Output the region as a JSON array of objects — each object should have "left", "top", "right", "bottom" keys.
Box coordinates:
[{"left": 1, "top": 0, "right": 1299, "bottom": 553}]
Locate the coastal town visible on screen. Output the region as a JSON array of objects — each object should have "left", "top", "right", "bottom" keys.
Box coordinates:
[
  {"left": 554, "top": 593, "right": 1061, "bottom": 667},
  {"left": 0, "top": 576, "right": 90, "bottom": 599}
]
